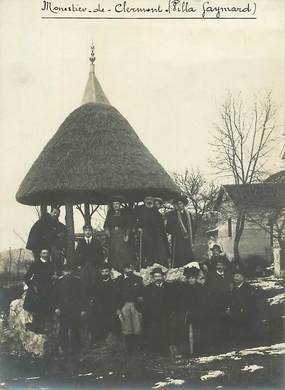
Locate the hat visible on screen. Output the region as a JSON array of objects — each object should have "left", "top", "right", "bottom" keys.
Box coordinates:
[
  {"left": 174, "top": 194, "right": 188, "bottom": 206},
  {"left": 153, "top": 197, "right": 163, "bottom": 206},
  {"left": 210, "top": 244, "right": 222, "bottom": 253},
  {"left": 183, "top": 267, "right": 200, "bottom": 278},
  {"left": 151, "top": 267, "right": 165, "bottom": 276}
]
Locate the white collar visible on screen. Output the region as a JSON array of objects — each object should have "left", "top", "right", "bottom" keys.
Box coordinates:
[
  {"left": 40, "top": 258, "right": 47, "bottom": 263},
  {"left": 217, "top": 271, "right": 224, "bottom": 276}
]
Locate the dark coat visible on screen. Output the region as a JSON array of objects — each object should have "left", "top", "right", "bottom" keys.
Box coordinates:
[
  {"left": 116, "top": 274, "right": 143, "bottom": 309},
  {"left": 23, "top": 260, "right": 54, "bottom": 316},
  {"left": 207, "top": 271, "right": 232, "bottom": 313},
  {"left": 104, "top": 209, "right": 135, "bottom": 268},
  {"left": 166, "top": 210, "right": 194, "bottom": 267},
  {"left": 53, "top": 273, "right": 88, "bottom": 323},
  {"left": 26, "top": 214, "right": 66, "bottom": 255},
  {"left": 89, "top": 278, "right": 120, "bottom": 339},
  {"left": 142, "top": 282, "right": 174, "bottom": 353},
  {"left": 230, "top": 282, "right": 257, "bottom": 324},
  {"left": 75, "top": 237, "right": 104, "bottom": 268},
  {"left": 134, "top": 206, "right": 169, "bottom": 266}
]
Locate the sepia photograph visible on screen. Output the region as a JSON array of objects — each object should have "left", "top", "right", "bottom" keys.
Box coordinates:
[{"left": 0, "top": 0, "right": 284, "bottom": 388}]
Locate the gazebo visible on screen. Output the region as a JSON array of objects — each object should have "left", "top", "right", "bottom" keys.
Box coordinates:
[{"left": 16, "top": 45, "right": 180, "bottom": 262}]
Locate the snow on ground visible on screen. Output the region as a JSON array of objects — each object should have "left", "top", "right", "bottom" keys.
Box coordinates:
[
  {"left": 152, "top": 378, "right": 185, "bottom": 388},
  {"left": 200, "top": 370, "right": 225, "bottom": 381},
  {"left": 249, "top": 276, "right": 284, "bottom": 291},
  {"left": 241, "top": 365, "right": 263, "bottom": 373},
  {"left": 195, "top": 343, "right": 285, "bottom": 364},
  {"left": 268, "top": 292, "right": 285, "bottom": 305}
]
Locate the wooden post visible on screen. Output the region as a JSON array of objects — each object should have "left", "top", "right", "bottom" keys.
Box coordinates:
[
  {"left": 65, "top": 203, "right": 75, "bottom": 265},
  {"left": 84, "top": 203, "right": 91, "bottom": 226},
  {"left": 40, "top": 205, "right": 47, "bottom": 217}
]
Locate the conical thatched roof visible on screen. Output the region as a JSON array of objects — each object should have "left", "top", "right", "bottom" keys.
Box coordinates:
[{"left": 16, "top": 103, "right": 180, "bottom": 206}]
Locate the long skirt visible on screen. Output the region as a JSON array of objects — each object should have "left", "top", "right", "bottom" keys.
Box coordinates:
[
  {"left": 109, "top": 228, "right": 134, "bottom": 270},
  {"left": 80, "top": 262, "right": 98, "bottom": 297},
  {"left": 172, "top": 236, "right": 194, "bottom": 267},
  {"left": 119, "top": 302, "right": 142, "bottom": 336}
]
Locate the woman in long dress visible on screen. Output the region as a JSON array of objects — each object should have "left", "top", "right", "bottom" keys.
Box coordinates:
[{"left": 104, "top": 198, "right": 135, "bottom": 270}]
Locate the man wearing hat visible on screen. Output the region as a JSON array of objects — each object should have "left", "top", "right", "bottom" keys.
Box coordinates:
[
  {"left": 207, "top": 257, "right": 232, "bottom": 353},
  {"left": 203, "top": 244, "right": 231, "bottom": 274},
  {"left": 175, "top": 267, "right": 208, "bottom": 357},
  {"left": 74, "top": 225, "right": 104, "bottom": 296},
  {"left": 134, "top": 196, "right": 170, "bottom": 268},
  {"left": 53, "top": 264, "right": 87, "bottom": 355},
  {"left": 166, "top": 194, "right": 194, "bottom": 267},
  {"left": 142, "top": 267, "right": 174, "bottom": 356},
  {"left": 229, "top": 270, "right": 258, "bottom": 348},
  {"left": 26, "top": 207, "right": 66, "bottom": 272},
  {"left": 88, "top": 266, "right": 119, "bottom": 346},
  {"left": 104, "top": 196, "right": 135, "bottom": 270},
  {"left": 116, "top": 262, "right": 143, "bottom": 354}
]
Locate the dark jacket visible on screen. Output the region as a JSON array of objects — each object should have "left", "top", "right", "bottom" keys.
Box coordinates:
[
  {"left": 207, "top": 271, "right": 232, "bottom": 315},
  {"left": 230, "top": 282, "right": 257, "bottom": 323},
  {"left": 23, "top": 260, "right": 54, "bottom": 314},
  {"left": 53, "top": 273, "right": 88, "bottom": 322},
  {"left": 74, "top": 237, "right": 104, "bottom": 268},
  {"left": 26, "top": 214, "right": 66, "bottom": 253},
  {"left": 116, "top": 274, "right": 143, "bottom": 309},
  {"left": 90, "top": 278, "right": 119, "bottom": 316}
]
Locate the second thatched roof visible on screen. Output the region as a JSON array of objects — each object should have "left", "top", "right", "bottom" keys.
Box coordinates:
[{"left": 16, "top": 103, "right": 180, "bottom": 206}]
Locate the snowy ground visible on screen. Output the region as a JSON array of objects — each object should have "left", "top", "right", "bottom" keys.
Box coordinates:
[{"left": 0, "top": 274, "right": 284, "bottom": 389}]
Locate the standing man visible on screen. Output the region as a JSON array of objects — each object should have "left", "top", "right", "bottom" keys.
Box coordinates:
[
  {"left": 116, "top": 263, "right": 143, "bottom": 354},
  {"left": 53, "top": 265, "right": 87, "bottom": 355},
  {"left": 75, "top": 225, "right": 104, "bottom": 296},
  {"left": 88, "top": 266, "right": 119, "bottom": 347},
  {"left": 135, "top": 196, "right": 169, "bottom": 268},
  {"left": 166, "top": 194, "right": 194, "bottom": 267},
  {"left": 229, "top": 270, "right": 258, "bottom": 348},
  {"left": 207, "top": 258, "right": 232, "bottom": 353},
  {"left": 26, "top": 207, "right": 66, "bottom": 272},
  {"left": 142, "top": 267, "right": 173, "bottom": 356},
  {"left": 23, "top": 248, "right": 54, "bottom": 333}
]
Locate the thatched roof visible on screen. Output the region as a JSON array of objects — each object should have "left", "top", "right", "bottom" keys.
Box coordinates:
[
  {"left": 16, "top": 103, "right": 180, "bottom": 206},
  {"left": 264, "top": 170, "right": 285, "bottom": 184}
]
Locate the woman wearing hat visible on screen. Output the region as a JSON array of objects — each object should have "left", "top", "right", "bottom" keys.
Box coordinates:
[
  {"left": 203, "top": 244, "right": 231, "bottom": 274},
  {"left": 104, "top": 197, "right": 135, "bottom": 270},
  {"left": 166, "top": 194, "right": 194, "bottom": 267}
]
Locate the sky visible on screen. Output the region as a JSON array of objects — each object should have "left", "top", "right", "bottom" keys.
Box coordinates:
[{"left": 0, "top": 0, "right": 284, "bottom": 250}]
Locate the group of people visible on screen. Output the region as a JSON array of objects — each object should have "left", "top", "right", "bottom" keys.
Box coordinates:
[
  {"left": 26, "top": 194, "right": 194, "bottom": 273},
  {"left": 22, "top": 196, "right": 258, "bottom": 358}
]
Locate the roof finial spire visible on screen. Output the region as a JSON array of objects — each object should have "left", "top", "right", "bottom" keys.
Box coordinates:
[{"left": 89, "top": 42, "right": 96, "bottom": 65}]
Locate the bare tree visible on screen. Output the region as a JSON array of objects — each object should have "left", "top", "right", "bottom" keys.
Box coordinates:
[
  {"left": 210, "top": 92, "right": 277, "bottom": 262},
  {"left": 173, "top": 168, "right": 219, "bottom": 239}
]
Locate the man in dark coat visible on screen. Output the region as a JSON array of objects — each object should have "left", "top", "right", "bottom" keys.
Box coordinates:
[
  {"left": 26, "top": 207, "right": 66, "bottom": 272},
  {"left": 74, "top": 225, "right": 104, "bottom": 296},
  {"left": 142, "top": 267, "right": 174, "bottom": 356},
  {"left": 177, "top": 267, "right": 212, "bottom": 357},
  {"left": 53, "top": 265, "right": 88, "bottom": 355},
  {"left": 116, "top": 263, "right": 143, "bottom": 354},
  {"left": 23, "top": 248, "right": 54, "bottom": 333},
  {"left": 134, "top": 196, "right": 170, "bottom": 268},
  {"left": 166, "top": 195, "right": 194, "bottom": 267},
  {"left": 88, "top": 266, "right": 119, "bottom": 346},
  {"left": 207, "top": 258, "right": 232, "bottom": 353},
  {"left": 229, "top": 271, "right": 257, "bottom": 348}
]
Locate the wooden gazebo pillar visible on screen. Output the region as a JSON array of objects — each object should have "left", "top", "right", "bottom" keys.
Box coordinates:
[
  {"left": 84, "top": 203, "right": 91, "bottom": 226},
  {"left": 65, "top": 202, "right": 75, "bottom": 265},
  {"left": 40, "top": 205, "right": 47, "bottom": 217}
]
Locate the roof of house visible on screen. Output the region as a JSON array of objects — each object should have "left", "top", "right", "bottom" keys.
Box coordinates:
[{"left": 214, "top": 183, "right": 285, "bottom": 211}]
